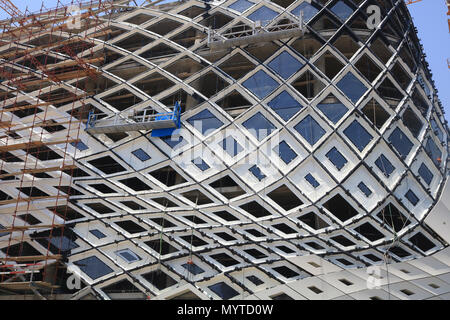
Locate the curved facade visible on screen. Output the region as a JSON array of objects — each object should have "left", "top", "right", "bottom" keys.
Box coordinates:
[{"left": 0, "top": 0, "right": 449, "bottom": 300}]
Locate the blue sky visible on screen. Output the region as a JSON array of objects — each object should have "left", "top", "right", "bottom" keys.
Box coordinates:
[{"left": 0, "top": 0, "right": 449, "bottom": 121}]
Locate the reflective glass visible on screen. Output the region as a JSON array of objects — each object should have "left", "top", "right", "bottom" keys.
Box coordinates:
[
  {"left": 0, "top": 224, "right": 8, "bottom": 237},
  {"left": 405, "top": 189, "right": 419, "bottom": 206},
  {"left": 305, "top": 173, "right": 320, "bottom": 188},
  {"left": 242, "top": 112, "right": 277, "bottom": 141},
  {"left": 187, "top": 109, "right": 224, "bottom": 135},
  {"left": 161, "top": 135, "right": 186, "bottom": 149},
  {"left": 182, "top": 262, "right": 205, "bottom": 275},
  {"left": 294, "top": 115, "right": 326, "bottom": 145},
  {"left": 267, "top": 90, "right": 304, "bottom": 121},
  {"left": 330, "top": 1, "right": 354, "bottom": 21},
  {"left": 249, "top": 165, "right": 266, "bottom": 181},
  {"left": 375, "top": 154, "right": 395, "bottom": 177},
  {"left": 90, "top": 229, "right": 107, "bottom": 239},
  {"left": 75, "top": 256, "right": 113, "bottom": 280},
  {"left": 343, "top": 120, "right": 373, "bottom": 151},
  {"left": 247, "top": 6, "right": 279, "bottom": 26},
  {"left": 208, "top": 282, "right": 239, "bottom": 300},
  {"left": 273, "top": 141, "right": 297, "bottom": 164},
  {"left": 116, "top": 249, "right": 141, "bottom": 263},
  {"left": 337, "top": 73, "right": 367, "bottom": 104},
  {"left": 268, "top": 51, "right": 304, "bottom": 79},
  {"left": 317, "top": 101, "right": 348, "bottom": 124},
  {"left": 418, "top": 163, "right": 433, "bottom": 185},
  {"left": 193, "top": 157, "right": 210, "bottom": 171},
  {"left": 388, "top": 127, "right": 413, "bottom": 159},
  {"left": 291, "top": 2, "right": 319, "bottom": 22},
  {"left": 228, "top": 0, "right": 254, "bottom": 12},
  {"left": 71, "top": 141, "right": 89, "bottom": 151},
  {"left": 246, "top": 275, "right": 264, "bottom": 286},
  {"left": 425, "top": 137, "right": 442, "bottom": 166},
  {"left": 50, "top": 236, "right": 79, "bottom": 251},
  {"left": 431, "top": 118, "right": 444, "bottom": 142},
  {"left": 326, "top": 147, "right": 348, "bottom": 170},
  {"left": 132, "top": 148, "right": 151, "bottom": 161},
  {"left": 220, "top": 136, "right": 243, "bottom": 157},
  {"left": 358, "top": 182, "right": 372, "bottom": 197},
  {"left": 242, "top": 70, "right": 279, "bottom": 99}
]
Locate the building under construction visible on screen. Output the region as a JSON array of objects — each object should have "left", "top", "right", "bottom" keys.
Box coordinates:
[{"left": 0, "top": 0, "right": 449, "bottom": 300}]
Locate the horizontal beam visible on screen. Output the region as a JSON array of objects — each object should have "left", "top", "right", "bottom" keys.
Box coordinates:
[
  {"left": 0, "top": 138, "right": 80, "bottom": 152},
  {"left": 0, "top": 195, "right": 69, "bottom": 207},
  {"left": 0, "top": 281, "right": 60, "bottom": 290},
  {"left": 4, "top": 120, "right": 82, "bottom": 134},
  {"left": 0, "top": 224, "right": 65, "bottom": 233},
  {"left": 1, "top": 93, "right": 91, "bottom": 113},
  {"left": 0, "top": 255, "right": 61, "bottom": 262},
  {"left": 0, "top": 164, "right": 77, "bottom": 179}
]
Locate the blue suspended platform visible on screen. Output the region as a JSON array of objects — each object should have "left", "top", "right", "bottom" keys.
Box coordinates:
[{"left": 85, "top": 101, "right": 181, "bottom": 137}]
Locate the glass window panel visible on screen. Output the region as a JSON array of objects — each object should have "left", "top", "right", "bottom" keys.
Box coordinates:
[
  {"left": 326, "top": 147, "right": 348, "bottom": 170},
  {"left": 90, "top": 229, "right": 106, "bottom": 239},
  {"left": 70, "top": 141, "right": 89, "bottom": 151},
  {"left": 192, "top": 157, "right": 210, "bottom": 171},
  {"left": 50, "top": 236, "right": 79, "bottom": 251},
  {"left": 273, "top": 141, "right": 298, "bottom": 164},
  {"left": 246, "top": 275, "right": 264, "bottom": 286},
  {"left": 425, "top": 137, "right": 442, "bottom": 166},
  {"left": 0, "top": 224, "right": 8, "bottom": 237},
  {"left": 388, "top": 127, "right": 413, "bottom": 159},
  {"left": 242, "top": 70, "right": 279, "bottom": 99},
  {"left": 132, "top": 148, "right": 151, "bottom": 161},
  {"left": 242, "top": 112, "right": 277, "bottom": 141},
  {"left": 337, "top": 73, "right": 368, "bottom": 104},
  {"left": 358, "top": 182, "right": 372, "bottom": 197},
  {"left": 228, "top": 0, "right": 254, "bottom": 12},
  {"left": 305, "top": 173, "right": 320, "bottom": 188},
  {"left": 418, "top": 163, "right": 433, "bottom": 185},
  {"left": 182, "top": 262, "right": 205, "bottom": 275},
  {"left": 161, "top": 135, "right": 186, "bottom": 149},
  {"left": 249, "top": 165, "right": 266, "bottom": 181},
  {"left": 187, "top": 109, "right": 224, "bottom": 135},
  {"left": 317, "top": 101, "right": 348, "bottom": 124},
  {"left": 268, "top": 51, "right": 304, "bottom": 79},
  {"left": 291, "top": 2, "right": 319, "bottom": 22},
  {"left": 294, "top": 115, "right": 326, "bottom": 145},
  {"left": 267, "top": 90, "right": 304, "bottom": 121},
  {"left": 430, "top": 118, "right": 444, "bottom": 142},
  {"left": 405, "top": 189, "right": 419, "bottom": 206},
  {"left": 343, "top": 120, "right": 373, "bottom": 151},
  {"left": 116, "top": 249, "right": 141, "bottom": 263},
  {"left": 330, "top": 1, "right": 354, "bottom": 21},
  {"left": 375, "top": 154, "right": 395, "bottom": 177},
  {"left": 208, "top": 282, "right": 239, "bottom": 300},
  {"left": 75, "top": 256, "right": 113, "bottom": 280},
  {"left": 247, "top": 6, "right": 279, "bottom": 26},
  {"left": 220, "top": 136, "right": 243, "bottom": 157}
]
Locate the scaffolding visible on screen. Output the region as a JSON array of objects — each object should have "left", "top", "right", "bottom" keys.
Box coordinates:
[{"left": 0, "top": 0, "right": 115, "bottom": 298}]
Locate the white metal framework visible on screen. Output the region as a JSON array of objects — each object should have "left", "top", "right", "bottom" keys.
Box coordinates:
[{"left": 0, "top": 0, "right": 448, "bottom": 300}]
